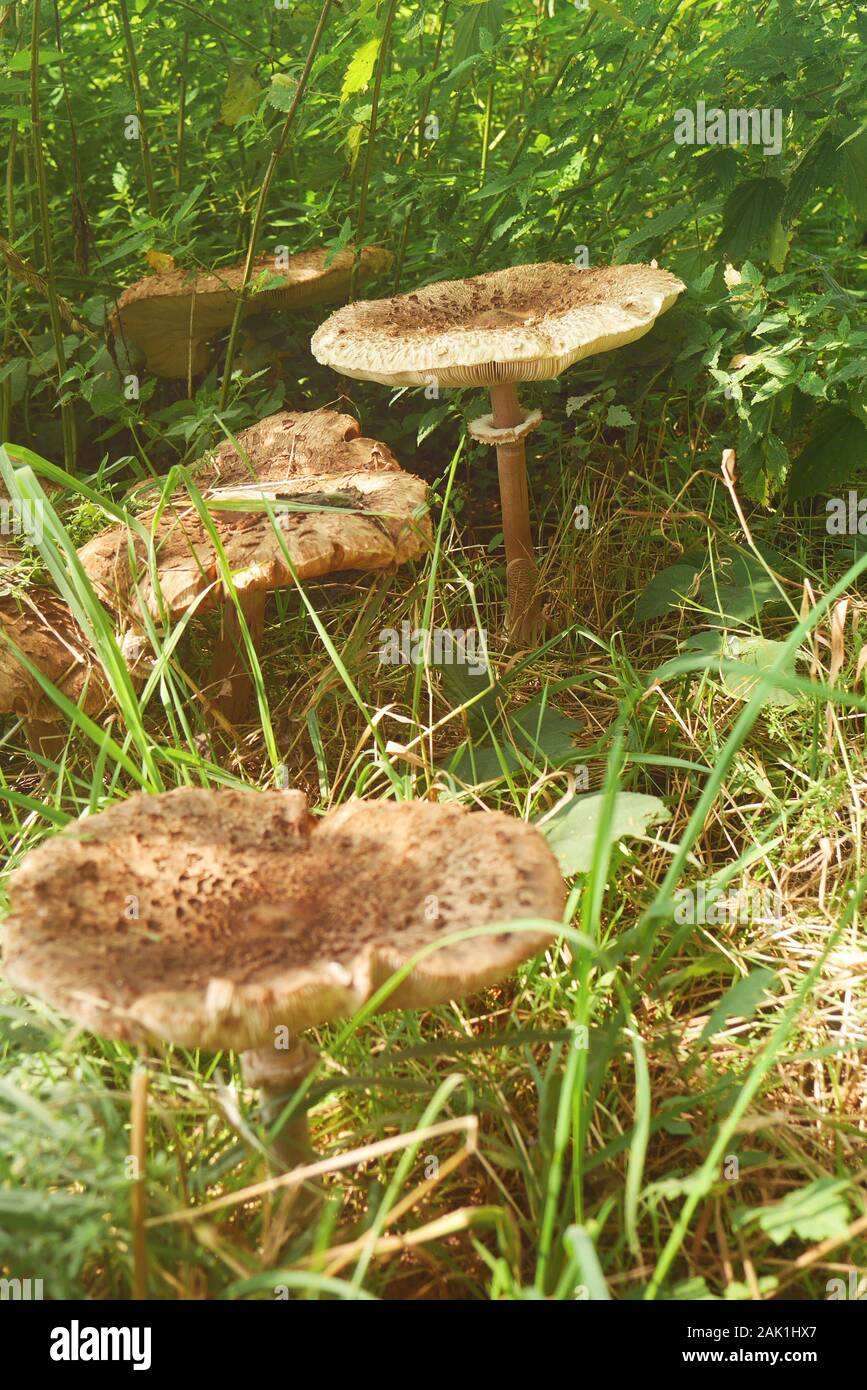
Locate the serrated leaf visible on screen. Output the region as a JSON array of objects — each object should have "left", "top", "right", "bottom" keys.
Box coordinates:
[
  {"left": 340, "top": 37, "right": 380, "bottom": 103},
  {"left": 543, "top": 792, "right": 669, "bottom": 877},
  {"left": 267, "top": 73, "right": 298, "bottom": 113},
  {"left": 606, "top": 404, "right": 634, "bottom": 428},
  {"left": 736, "top": 1180, "right": 852, "bottom": 1245},
  {"left": 716, "top": 178, "right": 786, "bottom": 262},
  {"left": 782, "top": 126, "right": 840, "bottom": 222}
]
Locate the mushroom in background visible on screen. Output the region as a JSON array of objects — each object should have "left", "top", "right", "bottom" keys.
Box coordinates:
[
  {"left": 112, "top": 245, "right": 393, "bottom": 381},
  {"left": 312, "top": 262, "right": 685, "bottom": 644},
  {"left": 0, "top": 589, "right": 146, "bottom": 758},
  {"left": 78, "top": 409, "right": 431, "bottom": 722},
  {"left": 1, "top": 786, "right": 565, "bottom": 1169}
]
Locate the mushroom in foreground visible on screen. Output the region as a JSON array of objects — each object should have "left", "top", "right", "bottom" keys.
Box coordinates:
[
  {"left": 113, "top": 246, "right": 393, "bottom": 381},
  {"left": 2, "top": 786, "right": 565, "bottom": 1166},
  {"left": 78, "top": 410, "right": 431, "bottom": 722},
  {"left": 312, "top": 262, "right": 685, "bottom": 644},
  {"left": 0, "top": 589, "right": 144, "bottom": 758}
]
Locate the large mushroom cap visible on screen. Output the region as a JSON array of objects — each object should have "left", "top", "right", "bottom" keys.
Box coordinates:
[
  {"left": 115, "top": 246, "right": 393, "bottom": 379},
  {"left": 312, "top": 261, "right": 685, "bottom": 388},
  {"left": 2, "top": 788, "right": 565, "bottom": 1050},
  {"left": 0, "top": 590, "right": 116, "bottom": 722},
  {"left": 78, "top": 410, "right": 430, "bottom": 621}
]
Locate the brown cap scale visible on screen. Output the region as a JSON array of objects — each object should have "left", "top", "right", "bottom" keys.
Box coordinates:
[
  {"left": 113, "top": 246, "right": 393, "bottom": 380},
  {"left": 0, "top": 589, "right": 145, "bottom": 758},
  {"left": 78, "top": 410, "right": 431, "bottom": 721},
  {"left": 312, "top": 262, "right": 685, "bottom": 643},
  {"left": 2, "top": 786, "right": 565, "bottom": 1163}
]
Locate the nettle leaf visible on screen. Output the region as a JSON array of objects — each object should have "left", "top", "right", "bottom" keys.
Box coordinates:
[
  {"left": 453, "top": 1, "right": 503, "bottom": 71},
  {"left": 735, "top": 1180, "right": 852, "bottom": 1245},
  {"left": 789, "top": 406, "right": 867, "bottom": 501},
  {"left": 716, "top": 178, "right": 786, "bottom": 262},
  {"left": 697, "top": 968, "right": 775, "bottom": 1046},
  {"left": 267, "top": 73, "right": 298, "bottom": 113},
  {"left": 340, "top": 37, "right": 380, "bottom": 103},
  {"left": 634, "top": 563, "right": 700, "bottom": 622},
  {"left": 605, "top": 404, "right": 634, "bottom": 428},
  {"left": 782, "top": 125, "right": 840, "bottom": 222},
  {"left": 543, "top": 792, "right": 670, "bottom": 877}
]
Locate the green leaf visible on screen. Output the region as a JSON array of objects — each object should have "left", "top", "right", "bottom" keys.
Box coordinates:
[
  {"left": 605, "top": 404, "right": 634, "bottom": 428},
  {"left": 697, "top": 968, "right": 775, "bottom": 1046},
  {"left": 590, "top": 0, "right": 639, "bottom": 29},
  {"left": 453, "top": 1, "right": 503, "bottom": 72},
  {"left": 634, "top": 564, "right": 700, "bottom": 622},
  {"left": 789, "top": 406, "right": 867, "bottom": 501},
  {"left": 716, "top": 178, "right": 786, "bottom": 262},
  {"left": 267, "top": 73, "right": 298, "bottom": 113},
  {"left": 543, "top": 792, "right": 669, "bottom": 877},
  {"left": 340, "top": 37, "right": 380, "bottom": 103},
  {"left": 8, "top": 48, "right": 63, "bottom": 70},
  {"left": 613, "top": 203, "right": 693, "bottom": 263},
  {"left": 510, "top": 695, "right": 583, "bottom": 765},
  {"left": 782, "top": 126, "right": 840, "bottom": 222},
  {"left": 717, "top": 634, "right": 802, "bottom": 707},
  {"left": 220, "top": 61, "right": 261, "bottom": 126},
  {"left": 838, "top": 124, "right": 867, "bottom": 217},
  {"left": 735, "top": 1180, "right": 852, "bottom": 1245}
]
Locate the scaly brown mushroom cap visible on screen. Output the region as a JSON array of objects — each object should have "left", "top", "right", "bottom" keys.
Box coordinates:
[
  {"left": 115, "top": 246, "right": 394, "bottom": 379},
  {"left": 2, "top": 787, "right": 565, "bottom": 1050},
  {"left": 311, "top": 261, "right": 685, "bottom": 388},
  {"left": 78, "top": 410, "right": 431, "bottom": 622},
  {"left": 0, "top": 589, "right": 121, "bottom": 722}
]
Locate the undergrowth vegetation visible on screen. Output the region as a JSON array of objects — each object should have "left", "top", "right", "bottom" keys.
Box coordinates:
[{"left": 0, "top": 0, "right": 865, "bottom": 1301}]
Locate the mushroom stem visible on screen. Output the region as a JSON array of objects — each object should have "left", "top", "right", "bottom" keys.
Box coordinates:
[
  {"left": 488, "top": 382, "right": 543, "bottom": 645},
  {"left": 130, "top": 1064, "right": 149, "bottom": 1300},
  {"left": 211, "top": 590, "right": 266, "bottom": 723},
  {"left": 241, "top": 1040, "right": 317, "bottom": 1172}
]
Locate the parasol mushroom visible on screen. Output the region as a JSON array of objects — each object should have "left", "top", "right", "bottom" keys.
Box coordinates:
[
  {"left": 311, "top": 261, "right": 685, "bottom": 643},
  {"left": 2, "top": 786, "right": 565, "bottom": 1166},
  {"left": 0, "top": 589, "right": 145, "bottom": 758},
  {"left": 78, "top": 410, "right": 431, "bottom": 722},
  {"left": 113, "top": 246, "right": 393, "bottom": 381}
]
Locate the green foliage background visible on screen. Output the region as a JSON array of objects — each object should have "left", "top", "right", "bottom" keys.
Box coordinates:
[{"left": 1, "top": 0, "right": 864, "bottom": 502}]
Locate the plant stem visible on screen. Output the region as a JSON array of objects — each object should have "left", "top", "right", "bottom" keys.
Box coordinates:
[
  {"left": 350, "top": 0, "right": 398, "bottom": 300},
  {"left": 175, "top": 29, "right": 189, "bottom": 190},
  {"left": 218, "top": 0, "right": 334, "bottom": 410},
  {"left": 30, "top": 0, "right": 76, "bottom": 470},
  {"left": 479, "top": 76, "right": 494, "bottom": 187},
  {"left": 117, "top": 0, "right": 159, "bottom": 217}
]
